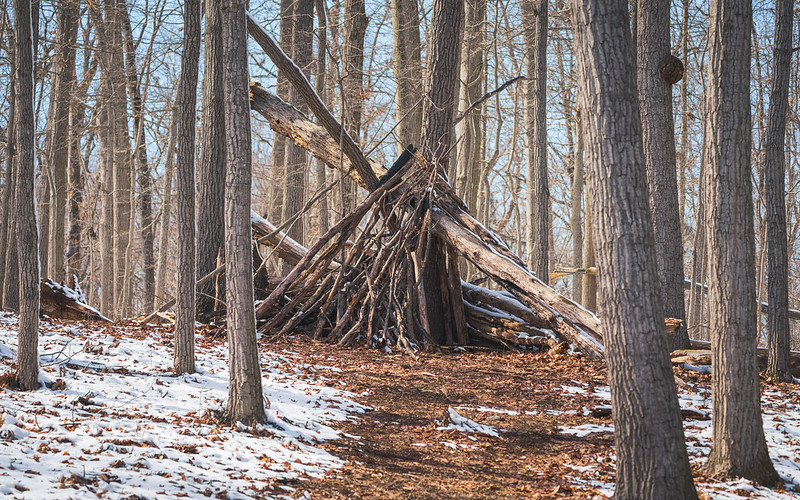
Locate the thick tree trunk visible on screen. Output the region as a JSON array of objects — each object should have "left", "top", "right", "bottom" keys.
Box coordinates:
[
  {"left": 14, "top": 0, "right": 40, "bottom": 391},
  {"left": 223, "top": 0, "right": 267, "bottom": 424},
  {"left": 636, "top": 0, "right": 689, "bottom": 351},
  {"left": 763, "top": 0, "right": 793, "bottom": 382},
  {"left": 107, "top": 0, "right": 133, "bottom": 318},
  {"left": 572, "top": 1, "right": 698, "bottom": 498},
  {"left": 174, "top": 0, "right": 201, "bottom": 375},
  {"left": 419, "top": 0, "right": 465, "bottom": 344},
  {"left": 522, "top": 0, "right": 549, "bottom": 283},
  {"left": 197, "top": 0, "right": 226, "bottom": 317},
  {"left": 702, "top": 0, "right": 777, "bottom": 485}
]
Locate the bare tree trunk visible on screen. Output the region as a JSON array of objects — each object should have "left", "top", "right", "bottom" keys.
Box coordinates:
[
  {"left": 45, "top": 0, "right": 78, "bottom": 284},
  {"left": 121, "top": 2, "right": 155, "bottom": 312},
  {"left": 0, "top": 33, "right": 17, "bottom": 310},
  {"left": 702, "top": 0, "right": 777, "bottom": 485},
  {"left": 107, "top": 0, "right": 133, "bottom": 318},
  {"left": 339, "top": 0, "right": 366, "bottom": 220},
  {"left": 763, "top": 0, "right": 793, "bottom": 381},
  {"left": 174, "top": 0, "right": 201, "bottom": 375},
  {"left": 284, "top": 0, "right": 314, "bottom": 247},
  {"left": 14, "top": 0, "right": 40, "bottom": 391},
  {"left": 572, "top": 1, "right": 697, "bottom": 497},
  {"left": 98, "top": 93, "right": 115, "bottom": 316},
  {"left": 582, "top": 200, "right": 596, "bottom": 312},
  {"left": 419, "top": 0, "right": 465, "bottom": 344},
  {"left": 222, "top": 0, "right": 267, "bottom": 424},
  {"left": 571, "top": 106, "right": 584, "bottom": 302},
  {"left": 687, "top": 156, "right": 707, "bottom": 341},
  {"left": 197, "top": 0, "right": 226, "bottom": 317},
  {"left": 677, "top": 0, "right": 689, "bottom": 239},
  {"left": 636, "top": 0, "right": 689, "bottom": 351},
  {"left": 455, "top": 0, "right": 486, "bottom": 214},
  {"left": 269, "top": 0, "right": 293, "bottom": 224},
  {"left": 66, "top": 48, "right": 97, "bottom": 282},
  {"left": 522, "top": 0, "right": 549, "bottom": 283},
  {"left": 314, "top": 0, "right": 329, "bottom": 235},
  {"left": 155, "top": 108, "right": 178, "bottom": 305},
  {"left": 390, "top": 0, "right": 422, "bottom": 150}
]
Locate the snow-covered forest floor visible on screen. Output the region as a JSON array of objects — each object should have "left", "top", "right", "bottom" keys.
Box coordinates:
[{"left": 1, "top": 312, "right": 799, "bottom": 499}]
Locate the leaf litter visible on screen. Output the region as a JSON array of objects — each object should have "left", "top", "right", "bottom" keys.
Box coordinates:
[{"left": 1, "top": 311, "right": 800, "bottom": 499}]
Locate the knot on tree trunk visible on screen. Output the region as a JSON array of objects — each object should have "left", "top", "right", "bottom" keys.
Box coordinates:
[{"left": 659, "top": 54, "right": 684, "bottom": 85}]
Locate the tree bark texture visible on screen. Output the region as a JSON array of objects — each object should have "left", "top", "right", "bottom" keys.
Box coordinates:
[
  {"left": 269, "top": 0, "right": 294, "bottom": 224},
  {"left": 45, "top": 0, "right": 78, "bottom": 284},
  {"left": 284, "top": 0, "right": 314, "bottom": 245},
  {"left": 0, "top": 41, "right": 17, "bottom": 311},
  {"left": 764, "top": 0, "right": 793, "bottom": 382},
  {"left": 197, "top": 0, "right": 227, "bottom": 317},
  {"left": 174, "top": 0, "right": 201, "bottom": 375},
  {"left": 155, "top": 106, "right": 178, "bottom": 306},
  {"left": 121, "top": 2, "right": 155, "bottom": 312},
  {"left": 340, "top": 0, "right": 367, "bottom": 218},
  {"left": 14, "top": 0, "right": 41, "bottom": 391},
  {"left": 107, "top": 0, "right": 133, "bottom": 318},
  {"left": 571, "top": 107, "right": 584, "bottom": 302},
  {"left": 455, "top": 0, "right": 486, "bottom": 214},
  {"left": 390, "top": 0, "right": 422, "bottom": 151},
  {"left": 572, "top": 1, "right": 698, "bottom": 498},
  {"left": 702, "top": 0, "right": 778, "bottom": 485},
  {"left": 636, "top": 0, "right": 689, "bottom": 351},
  {"left": 522, "top": 0, "right": 549, "bottom": 284},
  {"left": 419, "top": 0, "right": 465, "bottom": 344},
  {"left": 223, "top": 0, "right": 267, "bottom": 424}
]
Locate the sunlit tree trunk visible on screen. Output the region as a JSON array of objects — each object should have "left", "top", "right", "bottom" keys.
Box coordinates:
[
  {"left": 14, "top": 0, "right": 40, "bottom": 391},
  {"left": 702, "top": 0, "right": 778, "bottom": 485},
  {"left": 572, "top": 1, "right": 697, "bottom": 496},
  {"left": 390, "top": 0, "right": 422, "bottom": 151},
  {"left": 174, "top": 0, "right": 201, "bottom": 375},
  {"left": 763, "top": 0, "right": 793, "bottom": 382},
  {"left": 522, "top": 0, "right": 549, "bottom": 282},
  {"left": 635, "top": 0, "right": 689, "bottom": 350},
  {"left": 197, "top": 0, "right": 226, "bottom": 317},
  {"left": 222, "top": 0, "right": 267, "bottom": 424}
]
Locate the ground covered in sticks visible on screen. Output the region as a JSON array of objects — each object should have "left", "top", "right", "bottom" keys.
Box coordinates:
[{"left": 2, "top": 315, "right": 800, "bottom": 499}]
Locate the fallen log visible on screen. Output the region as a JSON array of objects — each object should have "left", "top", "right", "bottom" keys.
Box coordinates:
[
  {"left": 40, "top": 279, "right": 111, "bottom": 322},
  {"left": 672, "top": 346, "right": 800, "bottom": 377}
]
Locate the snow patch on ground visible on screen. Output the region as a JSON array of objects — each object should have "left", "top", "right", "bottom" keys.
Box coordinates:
[
  {"left": 438, "top": 407, "right": 500, "bottom": 437},
  {"left": 0, "top": 315, "right": 367, "bottom": 499},
  {"left": 560, "top": 381, "right": 800, "bottom": 499}
]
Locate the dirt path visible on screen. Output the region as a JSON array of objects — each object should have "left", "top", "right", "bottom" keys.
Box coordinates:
[{"left": 261, "top": 337, "right": 616, "bottom": 499}]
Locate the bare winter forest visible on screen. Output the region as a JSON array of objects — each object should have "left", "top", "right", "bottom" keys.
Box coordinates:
[{"left": 2, "top": 0, "right": 800, "bottom": 498}]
